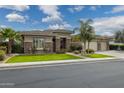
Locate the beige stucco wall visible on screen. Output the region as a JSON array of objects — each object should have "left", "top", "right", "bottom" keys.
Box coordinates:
[
  {"left": 71, "top": 40, "right": 108, "bottom": 51},
  {"left": 86, "top": 41, "right": 98, "bottom": 51},
  {"left": 24, "top": 36, "right": 32, "bottom": 42},
  {"left": 54, "top": 33, "right": 71, "bottom": 39},
  {"left": 100, "top": 41, "right": 108, "bottom": 51},
  {"left": 23, "top": 35, "right": 53, "bottom": 53},
  {"left": 23, "top": 35, "right": 53, "bottom": 43}
]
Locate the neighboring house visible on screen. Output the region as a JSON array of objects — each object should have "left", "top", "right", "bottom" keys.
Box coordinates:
[
  {"left": 71, "top": 36, "right": 109, "bottom": 51},
  {"left": 20, "top": 29, "right": 72, "bottom": 54}
]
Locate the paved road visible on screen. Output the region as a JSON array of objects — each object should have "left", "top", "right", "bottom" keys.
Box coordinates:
[{"left": 0, "top": 59, "right": 124, "bottom": 88}]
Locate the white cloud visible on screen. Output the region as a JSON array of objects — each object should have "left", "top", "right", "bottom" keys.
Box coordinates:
[
  {"left": 0, "top": 25, "right": 7, "bottom": 28},
  {"left": 90, "top": 5, "right": 101, "bottom": 11},
  {"left": 102, "top": 32, "right": 113, "bottom": 36},
  {"left": 90, "top": 6, "right": 97, "bottom": 11},
  {"left": 92, "top": 16, "right": 124, "bottom": 35},
  {"left": 39, "top": 5, "right": 62, "bottom": 23},
  {"left": 39, "top": 5, "right": 71, "bottom": 30},
  {"left": 111, "top": 6, "right": 124, "bottom": 13},
  {"left": 105, "top": 6, "right": 124, "bottom": 14},
  {"left": 0, "top": 5, "right": 30, "bottom": 11},
  {"left": 6, "top": 13, "right": 27, "bottom": 22},
  {"left": 48, "top": 22, "right": 71, "bottom": 30},
  {"left": 68, "top": 6, "right": 84, "bottom": 13}
]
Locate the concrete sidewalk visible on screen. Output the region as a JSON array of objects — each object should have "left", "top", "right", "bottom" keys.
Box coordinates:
[
  {"left": 96, "top": 50, "right": 124, "bottom": 59},
  {"left": 0, "top": 57, "right": 118, "bottom": 69}
]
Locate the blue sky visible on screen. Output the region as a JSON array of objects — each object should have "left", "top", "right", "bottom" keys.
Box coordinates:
[{"left": 0, "top": 5, "right": 124, "bottom": 36}]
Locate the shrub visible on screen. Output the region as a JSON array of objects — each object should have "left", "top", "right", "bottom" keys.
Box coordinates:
[
  {"left": 70, "top": 46, "right": 76, "bottom": 51},
  {"left": 73, "top": 50, "right": 80, "bottom": 54},
  {"left": 76, "top": 46, "right": 82, "bottom": 51},
  {"left": 12, "top": 44, "right": 23, "bottom": 53},
  {"left": 0, "top": 42, "right": 7, "bottom": 46},
  {"left": 0, "top": 50, "right": 5, "bottom": 61},
  {"left": 85, "top": 49, "right": 95, "bottom": 54},
  {"left": 70, "top": 45, "right": 82, "bottom": 52},
  {"left": 56, "top": 49, "right": 66, "bottom": 54},
  {"left": 0, "top": 46, "right": 7, "bottom": 53},
  {"left": 109, "top": 44, "right": 124, "bottom": 50}
]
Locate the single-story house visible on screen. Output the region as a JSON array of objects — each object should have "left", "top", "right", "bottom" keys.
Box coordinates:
[
  {"left": 20, "top": 29, "right": 109, "bottom": 54},
  {"left": 20, "top": 29, "right": 72, "bottom": 54}
]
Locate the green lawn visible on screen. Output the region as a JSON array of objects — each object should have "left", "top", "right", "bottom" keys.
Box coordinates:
[
  {"left": 86, "top": 54, "right": 113, "bottom": 58},
  {"left": 7, "top": 54, "right": 81, "bottom": 63}
]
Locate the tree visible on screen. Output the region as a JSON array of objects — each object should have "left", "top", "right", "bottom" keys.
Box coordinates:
[
  {"left": 87, "top": 26, "right": 95, "bottom": 54},
  {"left": 78, "top": 19, "right": 94, "bottom": 54},
  {"left": 87, "top": 32, "right": 95, "bottom": 54},
  {"left": 114, "top": 30, "right": 124, "bottom": 50},
  {"left": 71, "top": 34, "right": 81, "bottom": 42},
  {"left": 115, "top": 31, "right": 123, "bottom": 43},
  {"left": 0, "top": 28, "right": 21, "bottom": 54}
]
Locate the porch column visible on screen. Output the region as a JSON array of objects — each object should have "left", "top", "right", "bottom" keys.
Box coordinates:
[
  {"left": 55, "top": 37, "right": 60, "bottom": 52},
  {"left": 66, "top": 39, "right": 71, "bottom": 51}
]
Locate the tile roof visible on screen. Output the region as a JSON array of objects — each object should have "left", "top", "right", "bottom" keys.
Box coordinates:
[{"left": 19, "top": 29, "right": 72, "bottom": 36}]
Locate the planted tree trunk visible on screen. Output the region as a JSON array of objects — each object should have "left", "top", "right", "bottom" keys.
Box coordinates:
[
  {"left": 81, "top": 42, "right": 86, "bottom": 55},
  {"left": 87, "top": 41, "right": 90, "bottom": 54},
  {"left": 8, "top": 39, "right": 12, "bottom": 54},
  {"left": 81, "top": 43, "right": 84, "bottom": 55},
  {"left": 84, "top": 42, "right": 86, "bottom": 53}
]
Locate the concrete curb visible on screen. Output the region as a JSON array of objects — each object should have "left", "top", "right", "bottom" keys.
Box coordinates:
[{"left": 0, "top": 57, "right": 119, "bottom": 69}]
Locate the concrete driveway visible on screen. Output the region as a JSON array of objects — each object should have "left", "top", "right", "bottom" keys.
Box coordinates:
[{"left": 96, "top": 50, "right": 124, "bottom": 59}]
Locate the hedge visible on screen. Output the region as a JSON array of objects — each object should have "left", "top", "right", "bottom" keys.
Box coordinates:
[
  {"left": 70, "top": 45, "right": 82, "bottom": 52},
  {"left": 12, "top": 44, "right": 23, "bottom": 53},
  {"left": 0, "top": 46, "right": 7, "bottom": 53},
  {"left": 109, "top": 44, "right": 124, "bottom": 50},
  {"left": 85, "top": 49, "right": 95, "bottom": 54},
  {"left": 0, "top": 50, "right": 5, "bottom": 61}
]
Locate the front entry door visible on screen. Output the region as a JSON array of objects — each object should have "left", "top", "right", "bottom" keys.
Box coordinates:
[
  {"left": 53, "top": 37, "right": 56, "bottom": 52},
  {"left": 60, "top": 38, "right": 66, "bottom": 50},
  {"left": 97, "top": 42, "right": 101, "bottom": 51}
]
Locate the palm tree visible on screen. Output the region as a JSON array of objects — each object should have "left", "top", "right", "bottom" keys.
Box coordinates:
[
  {"left": 122, "top": 30, "right": 124, "bottom": 43},
  {"left": 115, "top": 31, "right": 122, "bottom": 43},
  {"left": 86, "top": 25, "right": 95, "bottom": 54},
  {"left": 79, "top": 19, "right": 94, "bottom": 54},
  {"left": 0, "top": 28, "right": 21, "bottom": 54},
  {"left": 87, "top": 34, "right": 95, "bottom": 54}
]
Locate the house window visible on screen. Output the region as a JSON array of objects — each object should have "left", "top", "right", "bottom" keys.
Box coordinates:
[{"left": 33, "top": 38, "right": 44, "bottom": 50}]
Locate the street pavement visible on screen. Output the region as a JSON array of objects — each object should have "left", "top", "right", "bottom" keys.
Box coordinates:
[{"left": 0, "top": 59, "right": 124, "bottom": 88}]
